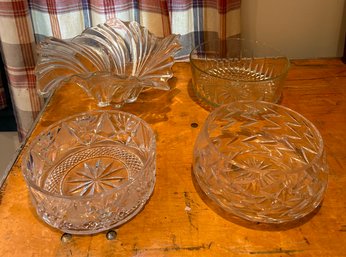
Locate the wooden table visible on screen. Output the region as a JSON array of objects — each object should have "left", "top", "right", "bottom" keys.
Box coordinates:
[{"left": 0, "top": 59, "right": 345, "bottom": 256}]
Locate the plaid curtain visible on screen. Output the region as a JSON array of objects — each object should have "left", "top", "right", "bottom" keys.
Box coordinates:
[
  {"left": 0, "top": 0, "right": 241, "bottom": 140},
  {"left": 0, "top": 0, "right": 42, "bottom": 141}
]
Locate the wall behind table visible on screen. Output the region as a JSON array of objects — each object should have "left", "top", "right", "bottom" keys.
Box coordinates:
[{"left": 241, "top": 0, "right": 346, "bottom": 59}]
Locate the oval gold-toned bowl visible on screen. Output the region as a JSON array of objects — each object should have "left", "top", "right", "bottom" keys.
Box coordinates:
[{"left": 190, "top": 38, "right": 290, "bottom": 107}]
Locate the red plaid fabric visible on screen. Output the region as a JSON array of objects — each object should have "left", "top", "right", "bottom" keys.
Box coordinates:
[{"left": 0, "top": 0, "right": 241, "bottom": 140}]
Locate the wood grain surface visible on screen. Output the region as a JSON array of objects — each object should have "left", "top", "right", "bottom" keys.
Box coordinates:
[{"left": 0, "top": 60, "right": 345, "bottom": 256}]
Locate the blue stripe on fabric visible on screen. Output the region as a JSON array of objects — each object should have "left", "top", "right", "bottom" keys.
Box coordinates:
[
  {"left": 82, "top": 0, "right": 91, "bottom": 28},
  {"left": 193, "top": 0, "right": 204, "bottom": 47},
  {"left": 133, "top": 0, "right": 140, "bottom": 23}
]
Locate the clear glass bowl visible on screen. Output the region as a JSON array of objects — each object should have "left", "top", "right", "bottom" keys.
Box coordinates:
[
  {"left": 193, "top": 101, "right": 328, "bottom": 223},
  {"left": 35, "top": 18, "right": 181, "bottom": 107},
  {"left": 190, "top": 38, "right": 290, "bottom": 107},
  {"left": 22, "top": 110, "right": 156, "bottom": 234}
]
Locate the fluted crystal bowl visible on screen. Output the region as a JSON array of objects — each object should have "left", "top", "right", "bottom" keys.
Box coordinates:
[
  {"left": 190, "top": 38, "right": 289, "bottom": 107},
  {"left": 22, "top": 110, "right": 156, "bottom": 234},
  {"left": 193, "top": 101, "right": 328, "bottom": 223},
  {"left": 36, "top": 18, "right": 181, "bottom": 107}
]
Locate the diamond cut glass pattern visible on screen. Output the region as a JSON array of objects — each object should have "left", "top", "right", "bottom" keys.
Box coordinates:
[
  {"left": 193, "top": 101, "right": 328, "bottom": 223},
  {"left": 22, "top": 110, "right": 156, "bottom": 234}
]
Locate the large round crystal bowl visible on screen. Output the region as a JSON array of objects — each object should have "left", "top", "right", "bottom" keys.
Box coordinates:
[
  {"left": 193, "top": 101, "right": 328, "bottom": 223},
  {"left": 22, "top": 110, "right": 156, "bottom": 234},
  {"left": 190, "top": 38, "right": 290, "bottom": 107}
]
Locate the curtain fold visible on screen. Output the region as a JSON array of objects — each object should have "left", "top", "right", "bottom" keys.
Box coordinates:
[
  {"left": 0, "top": 0, "right": 43, "bottom": 140},
  {"left": 0, "top": 0, "right": 241, "bottom": 140}
]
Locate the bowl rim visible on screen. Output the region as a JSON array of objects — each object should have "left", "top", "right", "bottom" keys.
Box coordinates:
[
  {"left": 189, "top": 37, "right": 291, "bottom": 83},
  {"left": 199, "top": 100, "right": 326, "bottom": 174},
  {"left": 21, "top": 109, "right": 156, "bottom": 200}
]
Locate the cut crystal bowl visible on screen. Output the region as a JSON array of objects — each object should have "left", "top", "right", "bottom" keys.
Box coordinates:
[
  {"left": 190, "top": 38, "right": 290, "bottom": 107},
  {"left": 35, "top": 18, "right": 181, "bottom": 107},
  {"left": 193, "top": 101, "right": 328, "bottom": 223},
  {"left": 22, "top": 110, "right": 156, "bottom": 234}
]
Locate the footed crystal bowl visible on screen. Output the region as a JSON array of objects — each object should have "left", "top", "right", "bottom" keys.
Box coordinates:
[
  {"left": 36, "top": 18, "right": 181, "bottom": 107},
  {"left": 190, "top": 38, "right": 289, "bottom": 107},
  {"left": 22, "top": 110, "right": 156, "bottom": 234},
  {"left": 193, "top": 101, "right": 328, "bottom": 223}
]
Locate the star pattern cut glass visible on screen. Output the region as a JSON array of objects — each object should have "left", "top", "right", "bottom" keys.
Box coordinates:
[{"left": 22, "top": 110, "right": 156, "bottom": 234}]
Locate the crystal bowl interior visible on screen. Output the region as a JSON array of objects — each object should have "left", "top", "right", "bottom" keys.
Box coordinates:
[
  {"left": 22, "top": 110, "right": 156, "bottom": 234},
  {"left": 193, "top": 101, "right": 328, "bottom": 223},
  {"left": 35, "top": 18, "right": 181, "bottom": 107},
  {"left": 189, "top": 38, "right": 290, "bottom": 107}
]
